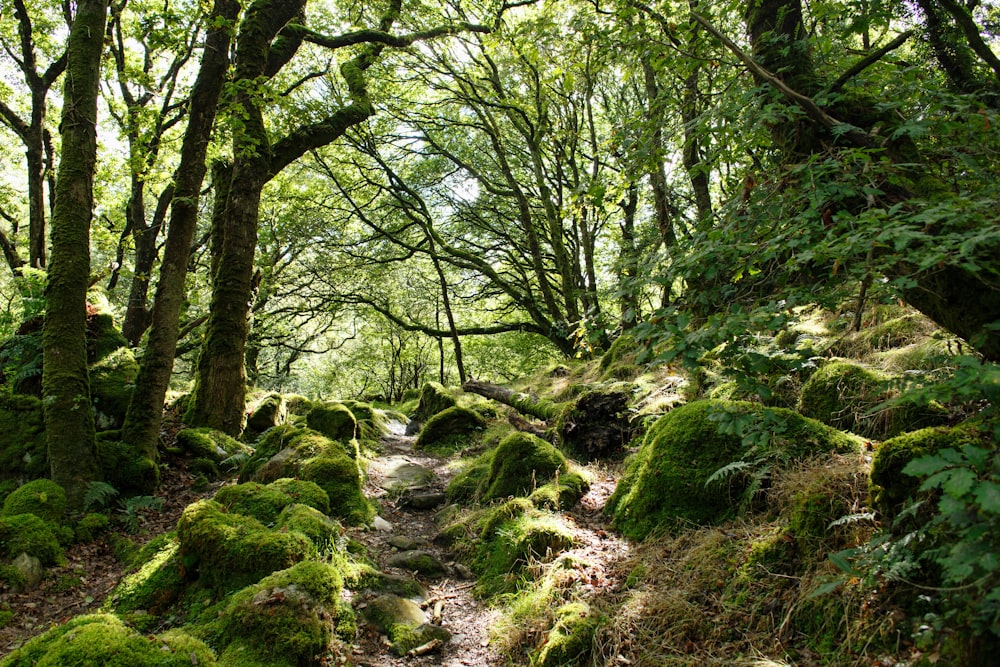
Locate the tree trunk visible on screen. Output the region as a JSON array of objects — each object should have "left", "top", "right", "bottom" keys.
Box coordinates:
[
  {"left": 121, "top": 0, "right": 240, "bottom": 459},
  {"left": 42, "top": 0, "right": 108, "bottom": 510},
  {"left": 462, "top": 379, "right": 562, "bottom": 421}
]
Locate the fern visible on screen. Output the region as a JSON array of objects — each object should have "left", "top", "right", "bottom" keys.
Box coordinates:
[
  {"left": 220, "top": 451, "right": 249, "bottom": 473},
  {"left": 118, "top": 495, "right": 164, "bottom": 533},
  {"left": 83, "top": 481, "right": 120, "bottom": 512}
]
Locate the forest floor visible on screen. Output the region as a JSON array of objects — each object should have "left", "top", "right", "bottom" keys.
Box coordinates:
[{"left": 0, "top": 421, "right": 629, "bottom": 665}]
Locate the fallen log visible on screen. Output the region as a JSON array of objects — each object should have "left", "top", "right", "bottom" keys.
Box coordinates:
[{"left": 461, "top": 379, "right": 561, "bottom": 420}]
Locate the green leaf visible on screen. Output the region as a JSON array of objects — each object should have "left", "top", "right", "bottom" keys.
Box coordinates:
[
  {"left": 973, "top": 481, "right": 1000, "bottom": 514},
  {"left": 941, "top": 468, "right": 977, "bottom": 498},
  {"left": 903, "top": 454, "right": 950, "bottom": 477}
]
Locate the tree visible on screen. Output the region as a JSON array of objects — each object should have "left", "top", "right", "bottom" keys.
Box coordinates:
[
  {"left": 120, "top": 0, "right": 240, "bottom": 462},
  {"left": 42, "top": 0, "right": 109, "bottom": 510},
  {"left": 0, "top": 0, "right": 68, "bottom": 272},
  {"left": 188, "top": 0, "right": 503, "bottom": 435}
]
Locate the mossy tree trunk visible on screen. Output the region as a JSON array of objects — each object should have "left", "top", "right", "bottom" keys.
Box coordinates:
[
  {"left": 121, "top": 0, "right": 240, "bottom": 459},
  {"left": 42, "top": 0, "right": 109, "bottom": 510}
]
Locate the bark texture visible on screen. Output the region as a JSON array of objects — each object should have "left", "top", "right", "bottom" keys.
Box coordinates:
[{"left": 42, "top": 0, "right": 108, "bottom": 509}]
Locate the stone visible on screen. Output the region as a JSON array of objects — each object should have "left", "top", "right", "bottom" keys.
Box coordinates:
[
  {"left": 372, "top": 516, "right": 393, "bottom": 532},
  {"left": 403, "top": 492, "right": 447, "bottom": 510},
  {"left": 11, "top": 552, "right": 44, "bottom": 592},
  {"left": 381, "top": 458, "right": 436, "bottom": 491},
  {"left": 387, "top": 550, "right": 448, "bottom": 577},
  {"left": 388, "top": 536, "right": 429, "bottom": 551},
  {"left": 362, "top": 595, "right": 451, "bottom": 657}
]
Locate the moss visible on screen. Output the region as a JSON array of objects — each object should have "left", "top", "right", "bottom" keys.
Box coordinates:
[
  {"left": 176, "top": 499, "right": 313, "bottom": 593},
  {"left": 411, "top": 381, "right": 456, "bottom": 422},
  {"left": 474, "top": 508, "right": 576, "bottom": 598},
  {"left": 484, "top": 432, "right": 568, "bottom": 501},
  {"left": 0, "top": 393, "right": 47, "bottom": 481},
  {"left": 606, "top": 400, "right": 861, "bottom": 540},
  {"left": 75, "top": 512, "right": 110, "bottom": 542},
  {"left": 88, "top": 312, "right": 129, "bottom": 363},
  {"left": 534, "top": 602, "right": 599, "bottom": 667},
  {"left": 299, "top": 452, "right": 374, "bottom": 525},
  {"left": 0, "top": 613, "right": 218, "bottom": 667},
  {"left": 529, "top": 468, "right": 591, "bottom": 510},
  {"left": 96, "top": 434, "right": 159, "bottom": 495},
  {"left": 246, "top": 393, "right": 285, "bottom": 436},
  {"left": 268, "top": 478, "right": 331, "bottom": 515},
  {"left": 306, "top": 401, "right": 357, "bottom": 443},
  {"left": 239, "top": 423, "right": 302, "bottom": 480},
  {"left": 213, "top": 482, "right": 299, "bottom": 524},
  {"left": 283, "top": 394, "right": 313, "bottom": 416},
  {"left": 342, "top": 400, "right": 388, "bottom": 444},
  {"left": 106, "top": 534, "right": 185, "bottom": 615},
  {"left": 190, "top": 457, "right": 220, "bottom": 480},
  {"left": 869, "top": 421, "right": 989, "bottom": 521},
  {"left": 1, "top": 479, "right": 67, "bottom": 524},
  {"left": 600, "top": 332, "right": 639, "bottom": 372},
  {"left": 275, "top": 504, "right": 342, "bottom": 550},
  {"left": 414, "top": 406, "right": 487, "bottom": 453},
  {"left": 798, "top": 361, "right": 945, "bottom": 439},
  {"left": 446, "top": 457, "right": 493, "bottom": 504},
  {"left": 176, "top": 427, "right": 249, "bottom": 463},
  {"left": 209, "top": 561, "right": 343, "bottom": 665},
  {"left": 89, "top": 347, "right": 139, "bottom": 430},
  {"left": 0, "top": 513, "right": 64, "bottom": 565}
]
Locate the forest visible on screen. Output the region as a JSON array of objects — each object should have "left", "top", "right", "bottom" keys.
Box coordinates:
[{"left": 0, "top": 0, "right": 999, "bottom": 664}]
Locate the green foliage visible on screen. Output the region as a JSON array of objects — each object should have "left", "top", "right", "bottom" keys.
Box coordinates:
[
  {"left": 95, "top": 435, "right": 160, "bottom": 495},
  {"left": 0, "top": 393, "right": 47, "bottom": 480}
]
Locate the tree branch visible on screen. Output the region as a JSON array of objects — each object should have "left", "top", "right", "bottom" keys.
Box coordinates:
[{"left": 828, "top": 30, "right": 914, "bottom": 93}]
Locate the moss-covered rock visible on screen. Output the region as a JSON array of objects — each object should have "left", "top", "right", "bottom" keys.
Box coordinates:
[
  {"left": 473, "top": 503, "right": 576, "bottom": 598},
  {"left": 96, "top": 434, "right": 159, "bottom": 496},
  {"left": 446, "top": 432, "right": 569, "bottom": 504},
  {"left": 238, "top": 427, "right": 373, "bottom": 525},
  {"left": 105, "top": 534, "right": 185, "bottom": 615},
  {"left": 0, "top": 513, "right": 64, "bottom": 566},
  {"left": 89, "top": 347, "right": 139, "bottom": 430},
  {"left": 362, "top": 594, "right": 451, "bottom": 657},
  {"left": 606, "top": 400, "right": 861, "bottom": 540},
  {"left": 0, "top": 613, "right": 218, "bottom": 667},
  {"left": 529, "top": 468, "right": 591, "bottom": 510},
  {"left": 414, "top": 406, "right": 487, "bottom": 453},
  {"left": 411, "top": 382, "right": 456, "bottom": 423},
  {"left": 75, "top": 512, "right": 111, "bottom": 542},
  {"left": 342, "top": 400, "right": 388, "bottom": 444},
  {"left": 209, "top": 561, "right": 344, "bottom": 666},
  {"left": 1, "top": 479, "right": 67, "bottom": 524},
  {"left": 0, "top": 393, "right": 47, "bottom": 482},
  {"left": 245, "top": 393, "right": 286, "bottom": 438},
  {"left": 306, "top": 402, "right": 356, "bottom": 443},
  {"left": 534, "top": 602, "right": 599, "bottom": 667},
  {"left": 283, "top": 394, "right": 313, "bottom": 417},
  {"left": 175, "top": 428, "right": 250, "bottom": 464},
  {"left": 869, "top": 421, "right": 990, "bottom": 521},
  {"left": 798, "top": 361, "right": 945, "bottom": 439},
  {"left": 276, "top": 504, "right": 342, "bottom": 551},
  {"left": 176, "top": 500, "right": 313, "bottom": 593}
]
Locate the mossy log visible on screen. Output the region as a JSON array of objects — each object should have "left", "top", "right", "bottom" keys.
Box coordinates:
[{"left": 461, "top": 379, "right": 562, "bottom": 421}]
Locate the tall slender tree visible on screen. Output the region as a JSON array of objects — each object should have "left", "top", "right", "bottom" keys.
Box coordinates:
[{"left": 42, "top": 0, "right": 109, "bottom": 509}]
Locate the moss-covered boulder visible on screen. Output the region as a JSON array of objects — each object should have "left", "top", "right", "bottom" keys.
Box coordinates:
[
  {"left": 0, "top": 393, "right": 47, "bottom": 482},
  {"left": 213, "top": 479, "right": 330, "bottom": 524},
  {"left": 175, "top": 428, "right": 251, "bottom": 464},
  {"left": 362, "top": 594, "right": 451, "bottom": 657},
  {"left": 89, "top": 347, "right": 139, "bottom": 430},
  {"left": 342, "top": 400, "right": 388, "bottom": 444},
  {"left": 176, "top": 499, "right": 313, "bottom": 593},
  {"left": 414, "top": 406, "right": 487, "bottom": 452},
  {"left": 0, "top": 512, "right": 64, "bottom": 566},
  {"left": 105, "top": 534, "right": 185, "bottom": 616},
  {"left": 245, "top": 393, "right": 286, "bottom": 440},
  {"left": 276, "top": 504, "right": 342, "bottom": 551},
  {"left": 798, "top": 361, "right": 945, "bottom": 439},
  {"left": 472, "top": 501, "right": 577, "bottom": 598},
  {"left": 529, "top": 468, "right": 591, "bottom": 510},
  {"left": 411, "top": 382, "right": 456, "bottom": 423},
  {"left": 869, "top": 421, "right": 991, "bottom": 521},
  {"left": 447, "top": 432, "right": 570, "bottom": 503},
  {"left": 306, "top": 402, "right": 356, "bottom": 443},
  {"left": 1, "top": 479, "right": 67, "bottom": 524},
  {"left": 239, "top": 427, "right": 373, "bottom": 526},
  {"left": 606, "top": 400, "right": 861, "bottom": 540},
  {"left": 209, "top": 561, "right": 346, "bottom": 666},
  {"left": 283, "top": 394, "right": 313, "bottom": 417},
  {"left": 0, "top": 613, "right": 218, "bottom": 667},
  {"left": 534, "top": 602, "right": 599, "bottom": 667}
]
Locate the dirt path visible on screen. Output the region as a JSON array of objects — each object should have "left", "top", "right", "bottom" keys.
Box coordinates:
[{"left": 346, "top": 422, "right": 502, "bottom": 666}]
